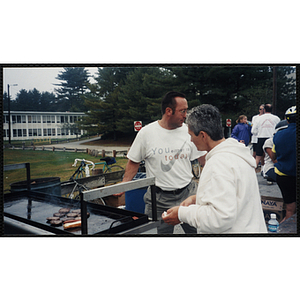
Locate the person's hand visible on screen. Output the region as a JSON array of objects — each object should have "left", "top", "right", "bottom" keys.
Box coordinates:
[
  {"left": 239, "top": 140, "right": 245, "bottom": 144},
  {"left": 180, "top": 195, "right": 196, "bottom": 207},
  {"left": 161, "top": 206, "right": 181, "bottom": 226}
]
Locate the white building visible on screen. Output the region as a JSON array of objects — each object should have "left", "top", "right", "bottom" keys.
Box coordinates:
[{"left": 3, "top": 111, "right": 86, "bottom": 141}]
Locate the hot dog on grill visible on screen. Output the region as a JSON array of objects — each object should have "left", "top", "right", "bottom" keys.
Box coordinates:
[
  {"left": 63, "top": 219, "right": 78, "bottom": 224},
  {"left": 63, "top": 220, "right": 81, "bottom": 230}
]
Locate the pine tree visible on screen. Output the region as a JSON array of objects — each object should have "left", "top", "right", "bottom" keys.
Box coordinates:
[
  {"left": 3, "top": 92, "right": 9, "bottom": 111},
  {"left": 55, "top": 67, "right": 90, "bottom": 112},
  {"left": 13, "top": 89, "right": 33, "bottom": 111},
  {"left": 82, "top": 67, "right": 136, "bottom": 140},
  {"left": 40, "top": 91, "right": 57, "bottom": 112},
  {"left": 116, "top": 67, "right": 170, "bottom": 133}
]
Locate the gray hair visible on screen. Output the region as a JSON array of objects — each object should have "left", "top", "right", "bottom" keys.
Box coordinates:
[{"left": 186, "top": 104, "right": 224, "bottom": 141}]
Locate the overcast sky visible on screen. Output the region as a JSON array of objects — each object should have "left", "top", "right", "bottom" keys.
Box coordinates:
[{"left": 3, "top": 67, "right": 99, "bottom": 100}]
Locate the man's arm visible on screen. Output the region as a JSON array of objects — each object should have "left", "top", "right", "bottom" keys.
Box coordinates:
[
  {"left": 266, "top": 148, "right": 277, "bottom": 163},
  {"left": 231, "top": 126, "right": 240, "bottom": 141},
  {"left": 180, "top": 195, "right": 196, "bottom": 207},
  {"left": 164, "top": 173, "right": 238, "bottom": 232},
  {"left": 122, "top": 159, "right": 141, "bottom": 182},
  {"left": 162, "top": 195, "right": 196, "bottom": 225},
  {"left": 270, "top": 144, "right": 277, "bottom": 162},
  {"left": 113, "top": 159, "right": 140, "bottom": 196},
  {"left": 251, "top": 121, "right": 258, "bottom": 136}
]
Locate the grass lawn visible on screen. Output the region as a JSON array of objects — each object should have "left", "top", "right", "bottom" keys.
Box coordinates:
[{"left": 3, "top": 149, "right": 128, "bottom": 192}]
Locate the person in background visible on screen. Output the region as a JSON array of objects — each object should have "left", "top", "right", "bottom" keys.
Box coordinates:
[
  {"left": 271, "top": 106, "right": 296, "bottom": 223},
  {"left": 231, "top": 115, "right": 252, "bottom": 146},
  {"left": 115, "top": 91, "right": 206, "bottom": 234},
  {"left": 251, "top": 104, "right": 265, "bottom": 162},
  {"left": 251, "top": 103, "right": 280, "bottom": 168},
  {"left": 162, "top": 104, "right": 267, "bottom": 233},
  {"left": 262, "top": 120, "right": 288, "bottom": 185}
]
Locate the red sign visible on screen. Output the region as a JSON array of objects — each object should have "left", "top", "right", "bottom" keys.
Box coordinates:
[
  {"left": 226, "top": 119, "right": 231, "bottom": 127},
  {"left": 134, "top": 121, "right": 142, "bottom": 131}
]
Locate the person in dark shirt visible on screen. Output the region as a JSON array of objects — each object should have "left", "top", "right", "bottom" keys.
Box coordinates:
[{"left": 271, "top": 106, "right": 297, "bottom": 222}]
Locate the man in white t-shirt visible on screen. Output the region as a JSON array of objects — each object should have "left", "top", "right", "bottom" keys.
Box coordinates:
[
  {"left": 251, "top": 103, "right": 280, "bottom": 168},
  {"left": 251, "top": 104, "right": 265, "bottom": 163},
  {"left": 116, "top": 91, "right": 206, "bottom": 234}
]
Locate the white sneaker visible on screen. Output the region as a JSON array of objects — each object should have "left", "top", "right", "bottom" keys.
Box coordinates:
[{"left": 267, "top": 181, "right": 273, "bottom": 185}]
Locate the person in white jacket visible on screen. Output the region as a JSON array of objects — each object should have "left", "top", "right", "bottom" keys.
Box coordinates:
[
  {"left": 162, "top": 104, "right": 267, "bottom": 234},
  {"left": 251, "top": 104, "right": 280, "bottom": 168}
]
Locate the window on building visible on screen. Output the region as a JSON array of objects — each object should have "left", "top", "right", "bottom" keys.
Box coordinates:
[
  {"left": 65, "top": 116, "right": 68, "bottom": 123},
  {"left": 51, "top": 116, "right": 55, "bottom": 123},
  {"left": 17, "top": 129, "right": 22, "bottom": 137},
  {"left": 5, "top": 115, "right": 9, "bottom": 123},
  {"left": 28, "top": 115, "right": 32, "bottom": 123},
  {"left": 70, "top": 116, "right": 73, "bottom": 123},
  {"left": 43, "top": 129, "right": 47, "bottom": 136},
  {"left": 12, "top": 115, "right": 16, "bottom": 124},
  {"left": 23, "top": 129, "right": 27, "bottom": 137},
  {"left": 43, "top": 116, "right": 47, "bottom": 123},
  {"left": 71, "top": 128, "right": 78, "bottom": 135},
  {"left": 61, "top": 128, "right": 68, "bottom": 136},
  {"left": 47, "top": 116, "right": 51, "bottom": 123},
  {"left": 37, "top": 115, "right": 41, "bottom": 123},
  {"left": 33, "top": 129, "right": 37, "bottom": 136},
  {"left": 38, "top": 129, "right": 42, "bottom": 136},
  {"left": 17, "top": 115, "right": 21, "bottom": 123},
  {"left": 28, "top": 129, "right": 33, "bottom": 137},
  {"left": 3, "top": 130, "right": 6, "bottom": 137},
  {"left": 74, "top": 116, "right": 77, "bottom": 122},
  {"left": 61, "top": 116, "right": 64, "bottom": 123},
  {"left": 32, "top": 115, "right": 37, "bottom": 123},
  {"left": 22, "top": 115, "right": 26, "bottom": 123},
  {"left": 13, "top": 129, "right": 17, "bottom": 137},
  {"left": 57, "top": 128, "right": 61, "bottom": 136}
]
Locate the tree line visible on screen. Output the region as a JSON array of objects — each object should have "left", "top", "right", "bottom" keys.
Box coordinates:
[
  {"left": 3, "top": 67, "right": 91, "bottom": 112},
  {"left": 3, "top": 66, "right": 296, "bottom": 140}
]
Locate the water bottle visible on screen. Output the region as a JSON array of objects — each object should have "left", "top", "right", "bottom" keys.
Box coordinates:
[{"left": 268, "top": 214, "right": 279, "bottom": 233}]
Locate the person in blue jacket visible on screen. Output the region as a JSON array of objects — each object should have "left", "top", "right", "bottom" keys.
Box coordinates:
[
  {"left": 231, "top": 115, "right": 252, "bottom": 146},
  {"left": 271, "top": 106, "right": 297, "bottom": 222}
]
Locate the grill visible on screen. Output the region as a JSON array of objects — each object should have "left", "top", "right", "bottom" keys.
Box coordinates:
[
  {"left": 4, "top": 190, "right": 150, "bottom": 235},
  {"left": 4, "top": 162, "right": 159, "bottom": 235}
]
